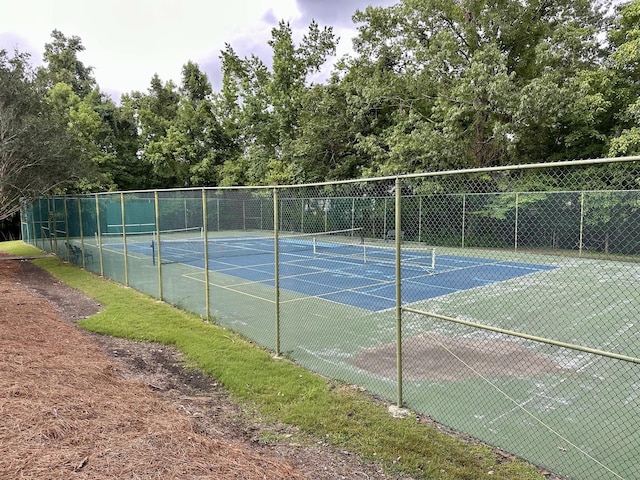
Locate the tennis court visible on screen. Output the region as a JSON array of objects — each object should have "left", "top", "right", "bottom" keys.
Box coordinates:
[
  {"left": 24, "top": 161, "right": 640, "bottom": 480},
  {"left": 115, "top": 229, "right": 557, "bottom": 312},
  {"left": 125, "top": 229, "right": 635, "bottom": 480}
]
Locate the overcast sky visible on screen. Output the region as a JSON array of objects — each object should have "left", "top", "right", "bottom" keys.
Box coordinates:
[{"left": 0, "top": 0, "right": 396, "bottom": 100}]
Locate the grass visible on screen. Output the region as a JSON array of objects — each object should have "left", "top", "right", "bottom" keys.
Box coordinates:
[{"left": 1, "top": 240, "right": 545, "bottom": 479}]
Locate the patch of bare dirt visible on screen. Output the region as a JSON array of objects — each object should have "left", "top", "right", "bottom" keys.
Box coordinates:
[
  {"left": 0, "top": 254, "right": 413, "bottom": 480},
  {"left": 351, "top": 333, "right": 565, "bottom": 382}
]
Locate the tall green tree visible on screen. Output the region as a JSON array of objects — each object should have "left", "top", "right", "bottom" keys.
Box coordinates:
[
  {"left": 344, "top": 0, "right": 612, "bottom": 175},
  {"left": 217, "top": 21, "right": 337, "bottom": 185},
  {"left": 607, "top": 0, "right": 640, "bottom": 156},
  {"left": 46, "top": 85, "right": 143, "bottom": 192},
  {"left": 123, "top": 74, "right": 180, "bottom": 187},
  {"left": 36, "top": 30, "right": 143, "bottom": 192},
  {"left": 38, "top": 29, "right": 96, "bottom": 98},
  {"left": 290, "top": 82, "right": 364, "bottom": 181},
  {"left": 139, "top": 62, "right": 235, "bottom": 187},
  {"left": 0, "top": 49, "right": 83, "bottom": 220},
  {"left": 94, "top": 92, "right": 145, "bottom": 191}
]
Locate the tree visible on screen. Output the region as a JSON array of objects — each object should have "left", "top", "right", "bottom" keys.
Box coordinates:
[
  {"left": 38, "top": 30, "right": 96, "bottom": 98},
  {"left": 607, "top": 0, "right": 640, "bottom": 156},
  {"left": 290, "top": 82, "right": 365, "bottom": 181},
  {"left": 217, "top": 21, "right": 337, "bottom": 185},
  {"left": 164, "top": 61, "right": 235, "bottom": 186},
  {"left": 127, "top": 63, "right": 235, "bottom": 188},
  {"left": 343, "top": 0, "right": 613, "bottom": 175},
  {"left": 122, "top": 74, "right": 180, "bottom": 187},
  {"left": 92, "top": 91, "right": 145, "bottom": 191},
  {"left": 35, "top": 30, "right": 145, "bottom": 193},
  {"left": 0, "top": 49, "right": 83, "bottom": 220}
]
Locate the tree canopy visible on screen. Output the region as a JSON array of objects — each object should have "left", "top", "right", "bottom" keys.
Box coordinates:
[
  {"left": 2, "top": 0, "right": 640, "bottom": 222},
  {"left": 0, "top": 49, "right": 84, "bottom": 220}
]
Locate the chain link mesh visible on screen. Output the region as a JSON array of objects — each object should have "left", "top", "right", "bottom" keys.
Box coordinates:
[{"left": 22, "top": 159, "right": 640, "bottom": 480}]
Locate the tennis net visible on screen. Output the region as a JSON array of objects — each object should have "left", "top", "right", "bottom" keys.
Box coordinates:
[
  {"left": 153, "top": 227, "right": 364, "bottom": 265},
  {"left": 100, "top": 226, "right": 202, "bottom": 246},
  {"left": 362, "top": 246, "right": 437, "bottom": 274}
]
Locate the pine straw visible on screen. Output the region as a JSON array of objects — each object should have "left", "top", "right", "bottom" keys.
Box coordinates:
[{"left": 0, "top": 258, "right": 306, "bottom": 479}]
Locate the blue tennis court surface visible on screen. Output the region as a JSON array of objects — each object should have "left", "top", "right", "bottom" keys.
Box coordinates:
[{"left": 119, "top": 235, "right": 556, "bottom": 312}]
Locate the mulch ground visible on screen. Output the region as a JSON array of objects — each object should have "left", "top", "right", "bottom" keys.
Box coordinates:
[{"left": 0, "top": 253, "right": 411, "bottom": 480}]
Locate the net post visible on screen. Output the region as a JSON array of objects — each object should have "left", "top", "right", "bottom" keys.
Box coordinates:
[{"left": 431, "top": 247, "right": 436, "bottom": 270}]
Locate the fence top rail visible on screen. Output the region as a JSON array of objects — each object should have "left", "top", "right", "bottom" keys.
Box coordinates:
[
  {"left": 44, "top": 155, "right": 640, "bottom": 198},
  {"left": 42, "top": 186, "right": 640, "bottom": 202}
]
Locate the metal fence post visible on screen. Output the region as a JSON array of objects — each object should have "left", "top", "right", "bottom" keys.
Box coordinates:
[
  {"left": 579, "top": 191, "right": 585, "bottom": 257},
  {"left": 274, "top": 188, "right": 281, "bottom": 356},
  {"left": 63, "top": 197, "right": 70, "bottom": 261},
  {"left": 77, "top": 197, "right": 86, "bottom": 268},
  {"left": 395, "top": 177, "right": 403, "bottom": 407},
  {"left": 514, "top": 192, "right": 519, "bottom": 251},
  {"left": 95, "top": 194, "right": 104, "bottom": 276},
  {"left": 30, "top": 202, "right": 36, "bottom": 247},
  {"left": 121, "top": 192, "right": 129, "bottom": 286},
  {"left": 351, "top": 198, "right": 355, "bottom": 233},
  {"left": 461, "top": 194, "right": 466, "bottom": 248},
  {"left": 202, "top": 188, "right": 210, "bottom": 320},
  {"left": 418, "top": 196, "right": 423, "bottom": 243},
  {"left": 217, "top": 198, "right": 220, "bottom": 231},
  {"left": 154, "top": 191, "right": 163, "bottom": 300},
  {"left": 49, "top": 197, "right": 55, "bottom": 253}
]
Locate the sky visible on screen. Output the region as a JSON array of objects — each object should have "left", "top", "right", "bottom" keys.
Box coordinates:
[{"left": 0, "top": 0, "right": 396, "bottom": 100}]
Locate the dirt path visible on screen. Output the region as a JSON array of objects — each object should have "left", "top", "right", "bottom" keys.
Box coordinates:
[{"left": 0, "top": 254, "right": 409, "bottom": 479}]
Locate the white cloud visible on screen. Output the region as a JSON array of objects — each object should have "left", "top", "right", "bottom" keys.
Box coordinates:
[
  {"left": 1, "top": 0, "right": 397, "bottom": 98},
  {"left": 1, "top": 0, "right": 302, "bottom": 97}
]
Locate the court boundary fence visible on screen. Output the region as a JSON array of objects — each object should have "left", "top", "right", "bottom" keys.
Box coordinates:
[{"left": 21, "top": 156, "right": 640, "bottom": 480}]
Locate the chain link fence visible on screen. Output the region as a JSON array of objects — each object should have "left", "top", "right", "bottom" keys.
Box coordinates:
[{"left": 22, "top": 158, "right": 640, "bottom": 480}]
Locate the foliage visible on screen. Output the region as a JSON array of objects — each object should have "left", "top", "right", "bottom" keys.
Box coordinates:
[
  {"left": 5, "top": 2, "right": 640, "bottom": 222},
  {"left": 217, "top": 20, "right": 337, "bottom": 185},
  {"left": 38, "top": 29, "right": 96, "bottom": 97},
  {"left": 0, "top": 49, "right": 83, "bottom": 221},
  {"left": 607, "top": 0, "right": 640, "bottom": 156},
  {"left": 121, "top": 74, "right": 180, "bottom": 188},
  {"left": 344, "top": 0, "right": 613, "bottom": 176},
  {"left": 125, "top": 63, "right": 235, "bottom": 188}
]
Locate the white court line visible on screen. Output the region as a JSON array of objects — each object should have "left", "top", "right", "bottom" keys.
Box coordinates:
[{"left": 99, "top": 243, "right": 148, "bottom": 261}]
